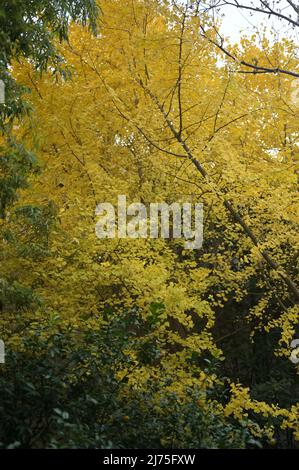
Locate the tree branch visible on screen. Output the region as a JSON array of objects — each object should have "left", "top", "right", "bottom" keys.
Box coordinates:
[{"left": 137, "top": 79, "right": 299, "bottom": 303}]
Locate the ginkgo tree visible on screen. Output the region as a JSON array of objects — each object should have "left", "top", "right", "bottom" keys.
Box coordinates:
[{"left": 1, "top": 0, "right": 298, "bottom": 448}]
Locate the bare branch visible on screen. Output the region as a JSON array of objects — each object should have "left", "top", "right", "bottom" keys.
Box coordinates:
[
  {"left": 209, "top": 0, "right": 299, "bottom": 28},
  {"left": 200, "top": 25, "right": 299, "bottom": 78}
]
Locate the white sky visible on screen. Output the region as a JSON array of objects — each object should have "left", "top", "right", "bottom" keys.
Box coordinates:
[{"left": 214, "top": 0, "right": 299, "bottom": 44}]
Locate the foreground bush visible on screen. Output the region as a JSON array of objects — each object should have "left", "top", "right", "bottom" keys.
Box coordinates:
[{"left": 0, "top": 313, "right": 261, "bottom": 449}]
